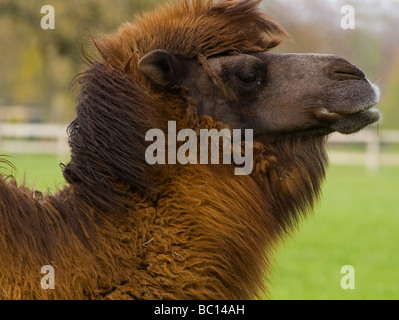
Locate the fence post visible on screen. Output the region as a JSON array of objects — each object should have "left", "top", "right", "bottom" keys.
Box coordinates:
[
  {"left": 365, "top": 129, "right": 380, "bottom": 174},
  {"left": 56, "top": 129, "right": 69, "bottom": 160}
]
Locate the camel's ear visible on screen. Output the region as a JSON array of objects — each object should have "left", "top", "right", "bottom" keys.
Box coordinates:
[{"left": 138, "top": 49, "right": 184, "bottom": 87}]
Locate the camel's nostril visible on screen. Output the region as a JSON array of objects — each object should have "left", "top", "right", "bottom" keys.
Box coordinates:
[
  {"left": 332, "top": 69, "right": 365, "bottom": 80},
  {"left": 329, "top": 60, "right": 366, "bottom": 81}
]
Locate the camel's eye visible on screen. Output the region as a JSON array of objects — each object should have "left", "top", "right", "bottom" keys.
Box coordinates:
[{"left": 237, "top": 71, "right": 259, "bottom": 85}]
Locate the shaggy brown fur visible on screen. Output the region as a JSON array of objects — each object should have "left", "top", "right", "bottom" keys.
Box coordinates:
[{"left": 0, "top": 0, "right": 351, "bottom": 299}]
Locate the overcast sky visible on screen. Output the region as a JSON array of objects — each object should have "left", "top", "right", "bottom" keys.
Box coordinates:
[{"left": 264, "top": 0, "right": 399, "bottom": 34}]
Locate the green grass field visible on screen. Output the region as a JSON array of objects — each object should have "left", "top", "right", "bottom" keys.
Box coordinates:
[
  {"left": 269, "top": 165, "right": 399, "bottom": 300},
  {"left": 2, "top": 153, "right": 68, "bottom": 191},
  {"left": 2, "top": 153, "right": 399, "bottom": 300}
]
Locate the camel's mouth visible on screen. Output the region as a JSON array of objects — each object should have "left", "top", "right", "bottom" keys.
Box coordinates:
[
  {"left": 328, "top": 104, "right": 380, "bottom": 135},
  {"left": 333, "top": 103, "right": 377, "bottom": 116},
  {"left": 254, "top": 102, "right": 381, "bottom": 138},
  {"left": 323, "top": 82, "right": 381, "bottom": 134},
  {"left": 253, "top": 103, "right": 381, "bottom": 138}
]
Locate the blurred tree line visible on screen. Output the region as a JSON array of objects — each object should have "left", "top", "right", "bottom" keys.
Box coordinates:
[
  {"left": 0, "top": 0, "right": 167, "bottom": 122},
  {"left": 0, "top": 0, "right": 398, "bottom": 128}
]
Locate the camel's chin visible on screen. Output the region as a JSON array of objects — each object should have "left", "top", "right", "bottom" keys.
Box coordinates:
[{"left": 329, "top": 107, "right": 381, "bottom": 134}]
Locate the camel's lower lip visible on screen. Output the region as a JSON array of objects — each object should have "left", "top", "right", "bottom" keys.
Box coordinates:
[
  {"left": 332, "top": 103, "right": 377, "bottom": 116},
  {"left": 362, "top": 106, "right": 380, "bottom": 115},
  {"left": 362, "top": 107, "right": 381, "bottom": 122},
  {"left": 338, "top": 106, "right": 381, "bottom": 120},
  {"left": 330, "top": 107, "right": 381, "bottom": 134}
]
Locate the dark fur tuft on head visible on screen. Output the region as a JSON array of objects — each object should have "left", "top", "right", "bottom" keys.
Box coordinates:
[{"left": 95, "top": 0, "right": 289, "bottom": 73}]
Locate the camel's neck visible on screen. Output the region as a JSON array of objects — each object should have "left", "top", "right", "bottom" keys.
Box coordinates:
[
  {"left": 253, "top": 134, "right": 328, "bottom": 230},
  {"left": 131, "top": 135, "right": 328, "bottom": 299}
]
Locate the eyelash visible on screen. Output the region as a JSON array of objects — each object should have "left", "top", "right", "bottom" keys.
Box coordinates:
[{"left": 238, "top": 73, "right": 260, "bottom": 85}]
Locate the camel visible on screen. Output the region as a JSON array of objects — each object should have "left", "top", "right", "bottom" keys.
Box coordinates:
[{"left": 0, "top": 0, "right": 380, "bottom": 299}]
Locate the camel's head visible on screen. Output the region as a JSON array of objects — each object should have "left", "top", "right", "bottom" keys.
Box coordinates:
[
  {"left": 139, "top": 49, "right": 380, "bottom": 137},
  {"left": 94, "top": 0, "right": 380, "bottom": 140}
]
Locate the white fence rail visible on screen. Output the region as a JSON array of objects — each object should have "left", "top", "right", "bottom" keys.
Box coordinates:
[
  {"left": 328, "top": 129, "right": 399, "bottom": 172},
  {"left": 0, "top": 123, "right": 69, "bottom": 158},
  {"left": 0, "top": 123, "right": 398, "bottom": 171}
]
